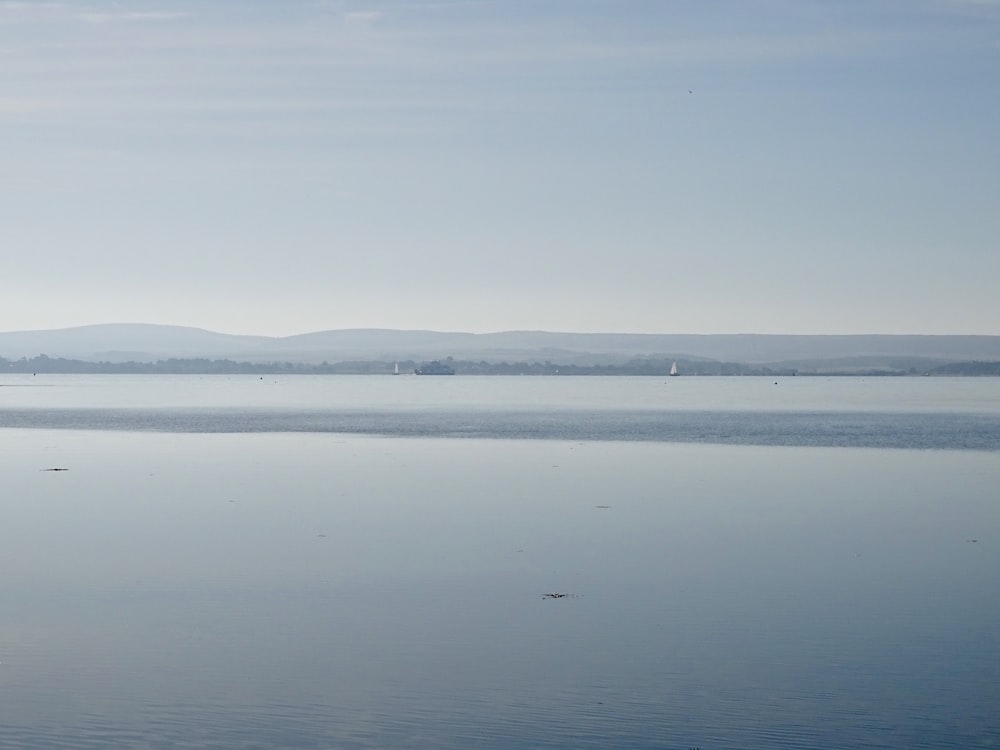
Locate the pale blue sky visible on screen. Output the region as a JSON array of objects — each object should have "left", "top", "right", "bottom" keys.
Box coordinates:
[{"left": 2, "top": 0, "right": 998, "bottom": 336}]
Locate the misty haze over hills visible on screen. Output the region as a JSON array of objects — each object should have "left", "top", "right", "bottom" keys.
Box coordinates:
[{"left": 1, "top": 324, "right": 999, "bottom": 371}]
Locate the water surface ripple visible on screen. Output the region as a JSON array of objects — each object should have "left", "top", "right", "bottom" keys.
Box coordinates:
[{"left": 1, "top": 406, "right": 998, "bottom": 450}]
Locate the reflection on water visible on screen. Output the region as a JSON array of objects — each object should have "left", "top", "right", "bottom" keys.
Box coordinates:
[{"left": 1, "top": 428, "right": 998, "bottom": 749}]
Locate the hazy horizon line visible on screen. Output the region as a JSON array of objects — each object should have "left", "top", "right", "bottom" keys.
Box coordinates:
[{"left": 2, "top": 322, "right": 998, "bottom": 339}]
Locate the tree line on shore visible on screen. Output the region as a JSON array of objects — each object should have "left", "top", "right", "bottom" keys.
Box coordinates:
[{"left": 3, "top": 353, "right": 999, "bottom": 376}]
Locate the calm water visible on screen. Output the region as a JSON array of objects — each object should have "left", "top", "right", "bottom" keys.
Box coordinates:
[{"left": 1, "top": 375, "right": 998, "bottom": 748}]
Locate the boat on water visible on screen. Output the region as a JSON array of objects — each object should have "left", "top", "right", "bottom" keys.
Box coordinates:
[
  {"left": 669, "top": 361, "right": 679, "bottom": 376},
  {"left": 414, "top": 360, "right": 456, "bottom": 375}
]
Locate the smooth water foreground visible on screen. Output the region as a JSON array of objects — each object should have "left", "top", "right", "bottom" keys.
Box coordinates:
[{"left": 1, "top": 376, "right": 998, "bottom": 749}]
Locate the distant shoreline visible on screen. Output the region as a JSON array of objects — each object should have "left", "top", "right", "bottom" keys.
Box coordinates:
[{"left": 3, "top": 355, "right": 999, "bottom": 377}]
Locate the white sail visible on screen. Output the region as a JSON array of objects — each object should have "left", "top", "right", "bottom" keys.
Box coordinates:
[{"left": 669, "top": 361, "right": 678, "bottom": 376}]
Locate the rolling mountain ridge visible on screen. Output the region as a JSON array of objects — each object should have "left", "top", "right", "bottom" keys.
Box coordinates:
[{"left": 1, "top": 324, "right": 998, "bottom": 367}]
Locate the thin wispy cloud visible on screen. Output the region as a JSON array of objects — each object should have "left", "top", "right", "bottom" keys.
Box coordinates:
[
  {"left": 0, "top": 1, "right": 67, "bottom": 10},
  {"left": 343, "top": 10, "right": 385, "bottom": 23},
  {"left": 0, "top": 97, "right": 61, "bottom": 114},
  {"left": 76, "top": 10, "right": 190, "bottom": 24},
  {"left": 2, "top": 1, "right": 985, "bottom": 74}
]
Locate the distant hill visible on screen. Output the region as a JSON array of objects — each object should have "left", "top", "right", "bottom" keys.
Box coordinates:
[
  {"left": 0, "top": 324, "right": 998, "bottom": 368},
  {"left": 0, "top": 324, "right": 269, "bottom": 362}
]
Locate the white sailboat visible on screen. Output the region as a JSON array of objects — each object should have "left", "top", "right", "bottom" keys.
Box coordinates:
[{"left": 669, "top": 361, "right": 678, "bottom": 376}]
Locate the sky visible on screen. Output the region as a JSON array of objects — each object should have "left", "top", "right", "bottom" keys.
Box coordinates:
[{"left": 2, "top": 0, "right": 998, "bottom": 337}]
